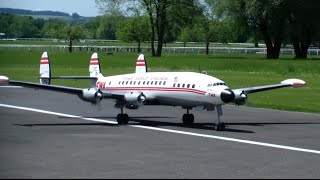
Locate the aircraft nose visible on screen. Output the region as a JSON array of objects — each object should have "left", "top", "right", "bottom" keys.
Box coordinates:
[{"left": 220, "top": 89, "right": 235, "bottom": 103}]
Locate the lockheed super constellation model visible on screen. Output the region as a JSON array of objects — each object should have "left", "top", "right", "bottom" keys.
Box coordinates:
[{"left": 0, "top": 52, "right": 305, "bottom": 131}]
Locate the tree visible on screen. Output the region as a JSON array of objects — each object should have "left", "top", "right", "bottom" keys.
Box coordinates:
[
  {"left": 7, "top": 15, "right": 40, "bottom": 38},
  {"left": 214, "top": 0, "right": 289, "bottom": 59},
  {"left": 96, "top": 0, "right": 201, "bottom": 56},
  {"left": 287, "top": 0, "right": 320, "bottom": 58},
  {"left": 116, "top": 16, "right": 150, "bottom": 52},
  {"left": 42, "top": 19, "right": 68, "bottom": 38},
  {"left": 58, "top": 24, "right": 89, "bottom": 53},
  {"left": 96, "top": 15, "right": 124, "bottom": 40},
  {"left": 84, "top": 16, "right": 101, "bottom": 39}
]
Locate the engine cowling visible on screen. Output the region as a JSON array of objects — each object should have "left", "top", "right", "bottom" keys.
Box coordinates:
[
  {"left": 124, "top": 92, "right": 147, "bottom": 109},
  {"left": 78, "top": 88, "right": 103, "bottom": 105},
  {"left": 220, "top": 89, "right": 247, "bottom": 105},
  {"left": 233, "top": 90, "right": 248, "bottom": 105}
]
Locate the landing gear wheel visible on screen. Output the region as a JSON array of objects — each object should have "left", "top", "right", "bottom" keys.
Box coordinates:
[
  {"left": 182, "top": 114, "right": 194, "bottom": 125},
  {"left": 117, "top": 114, "right": 129, "bottom": 125},
  {"left": 216, "top": 123, "right": 226, "bottom": 131}
]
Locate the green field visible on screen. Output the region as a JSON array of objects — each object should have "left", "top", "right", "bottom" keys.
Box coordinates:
[{"left": 1, "top": 50, "right": 319, "bottom": 114}]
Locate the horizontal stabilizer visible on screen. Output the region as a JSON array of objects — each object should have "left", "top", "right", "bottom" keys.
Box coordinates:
[{"left": 49, "top": 76, "right": 97, "bottom": 80}]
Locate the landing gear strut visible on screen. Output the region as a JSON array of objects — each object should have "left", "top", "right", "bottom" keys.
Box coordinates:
[
  {"left": 182, "top": 109, "right": 194, "bottom": 125},
  {"left": 116, "top": 107, "right": 129, "bottom": 125},
  {"left": 215, "top": 105, "right": 226, "bottom": 131}
]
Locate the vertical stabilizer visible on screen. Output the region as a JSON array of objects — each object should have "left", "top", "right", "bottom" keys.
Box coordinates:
[
  {"left": 135, "top": 54, "right": 148, "bottom": 73},
  {"left": 89, "top": 52, "right": 101, "bottom": 87},
  {"left": 39, "top": 51, "right": 51, "bottom": 85},
  {"left": 89, "top": 52, "right": 101, "bottom": 78}
]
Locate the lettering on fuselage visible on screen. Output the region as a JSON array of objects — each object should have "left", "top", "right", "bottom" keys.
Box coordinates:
[{"left": 122, "top": 76, "right": 169, "bottom": 81}]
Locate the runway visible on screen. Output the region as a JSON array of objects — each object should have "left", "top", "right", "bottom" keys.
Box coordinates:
[{"left": 1, "top": 87, "right": 320, "bottom": 178}]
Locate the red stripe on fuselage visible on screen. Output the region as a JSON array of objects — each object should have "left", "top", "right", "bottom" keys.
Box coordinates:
[{"left": 105, "top": 87, "right": 206, "bottom": 95}]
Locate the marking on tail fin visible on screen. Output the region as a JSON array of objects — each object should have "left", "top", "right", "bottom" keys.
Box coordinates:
[
  {"left": 135, "top": 54, "right": 148, "bottom": 73},
  {"left": 39, "top": 51, "right": 51, "bottom": 85},
  {"left": 89, "top": 53, "right": 102, "bottom": 87},
  {"left": 89, "top": 52, "right": 101, "bottom": 78}
]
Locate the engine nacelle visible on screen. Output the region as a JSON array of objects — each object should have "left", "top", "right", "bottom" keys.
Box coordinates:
[
  {"left": 124, "top": 92, "right": 147, "bottom": 109},
  {"left": 78, "top": 88, "right": 103, "bottom": 105},
  {"left": 233, "top": 90, "right": 247, "bottom": 105}
]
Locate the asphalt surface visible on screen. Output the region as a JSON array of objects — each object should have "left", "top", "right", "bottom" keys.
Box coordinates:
[{"left": 1, "top": 87, "right": 320, "bottom": 178}]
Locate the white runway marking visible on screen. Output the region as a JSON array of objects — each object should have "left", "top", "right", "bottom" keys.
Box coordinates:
[
  {"left": 0, "top": 86, "right": 22, "bottom": 88},
  {"left": 1, "top": 103, "right": 320, "bottom": 155}
]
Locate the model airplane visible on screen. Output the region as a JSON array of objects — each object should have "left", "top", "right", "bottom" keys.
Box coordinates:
[{"left": 0, "top": 52, "right": 306, "bottom": 131}]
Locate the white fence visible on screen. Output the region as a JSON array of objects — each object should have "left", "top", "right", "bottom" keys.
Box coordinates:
[{"left": 0, "top": 44, "right": 319, "bottom": 56}]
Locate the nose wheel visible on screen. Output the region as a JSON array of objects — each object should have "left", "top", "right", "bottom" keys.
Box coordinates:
[{"left": 215, "top": 105, "right": 226, "bottom": 131}]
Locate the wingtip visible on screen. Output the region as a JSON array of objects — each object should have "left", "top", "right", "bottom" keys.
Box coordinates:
[
  {"left": 0, "top": 76, "right": 9, "bottom": 85},
  {"left": 281, "top": 79, "right": 306, "bottom": 87}
]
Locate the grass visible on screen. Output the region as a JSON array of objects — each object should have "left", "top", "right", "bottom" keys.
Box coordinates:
[{"left": 1, "top": 50, "right": 319, "bottom": 114}]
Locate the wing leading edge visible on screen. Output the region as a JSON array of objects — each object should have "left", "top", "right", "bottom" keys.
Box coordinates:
[{"left": 233, "top": 79, "right": 306, "bottom": 94}]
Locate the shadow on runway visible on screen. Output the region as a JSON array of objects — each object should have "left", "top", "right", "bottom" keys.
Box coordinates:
[
  {"left": 12, "top": 123, "right": 117, "bottom": 127},
  {"left": 129, "top": 118, "right": 255, "bottom": 134}
]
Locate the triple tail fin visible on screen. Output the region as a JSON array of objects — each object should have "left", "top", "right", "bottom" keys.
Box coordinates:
[
  {"left": 39, "top": 52, "right": 51, "bottom": 85},
  {"left": 135, "top": 54, "right": 148, "bottom": 73}
]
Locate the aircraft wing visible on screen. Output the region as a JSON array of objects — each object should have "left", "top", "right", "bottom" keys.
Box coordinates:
[
  {"left": 9, "top": 80, "right": 83, "bottom": 95},
  {"left": 233, "top": 79, "right": 305, "bottom": 94},
  {"left": 8, "top": 80, "right": 125, "bottom": 100}
]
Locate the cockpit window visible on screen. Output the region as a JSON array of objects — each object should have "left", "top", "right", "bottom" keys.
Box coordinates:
[{"left": 211, "top": 82, "right": 226, "bottom": 86}]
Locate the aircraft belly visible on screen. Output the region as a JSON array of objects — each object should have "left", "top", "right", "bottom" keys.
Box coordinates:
[
  {"left": 145, "top": 91, "right": 209, "bottom": 107},
  {"left": 107, "top": 89, "right": 220, "bottom": 106}
]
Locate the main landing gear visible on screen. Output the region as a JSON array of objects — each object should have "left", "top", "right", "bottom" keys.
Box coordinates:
[
  {"left": 116, "top": 107, "right": 129, "bottom": 125},
  {"left": 181, "top": 106, "right": 226, "bottom": 131},
  {"left": 182, "top": 109, "right": 194, "bottom": 125}
]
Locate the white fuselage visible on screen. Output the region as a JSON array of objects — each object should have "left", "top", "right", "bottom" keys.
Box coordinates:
[{"left": 97, "top": 72, "right": 229, "bottom": 107}]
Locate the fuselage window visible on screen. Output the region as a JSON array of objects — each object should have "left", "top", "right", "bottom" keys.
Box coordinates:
[
  {"left": 109, "top": 81, "right": 112, "bottom": 85},
  {"left": 177, "top": 84, "right": 180, "bottom": 88},
  {"left": 143, "top": 81, "right": 146, "bottom": 85},
  {"left": 182, "top": 84, "right": 185, "bottom": 88},
  {"left": 187, "top": 84, "right": 190, "bottom": 88},
  {"left": 163, "top": 81, "right": 166, "bottom": 85},
  {"left": 122, "top": 81, "right": 125, "bottom": 85},
  {"left": 130, "top": 81, "right": 133, "bottom": 85},
  {"left": 159, "top": 81, "right": 162, "bottom": 85},
  {"left": 119, "top": 81, "right": 121, "bottom": 85},
  {"left": 173, "top": 83, "right": 176, "bottom": 87},
  {"left": 126, "top": 81, "right": 129, "bottom": 85},
  {"left": 147, "top": 81, "right": 150, "bottom": 85},
  {"left": 151, "top": 81, "right": 154, "bottom": 85},
  {"left": 138, "top": 81, "right": 141, "bottom": 85},
  {"left": 192, "top": 84, "right": 195, "bottom": 88},
  {"left": 134, "top": 81, "right": 136, "bottom": 85},
  {"left": 155, "top": 81, "right": 158, "bottom": 85}
]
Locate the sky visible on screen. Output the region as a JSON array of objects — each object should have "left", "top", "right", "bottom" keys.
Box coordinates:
[{"left": 0, "top": 0, "right": 101, "bottom": 17}]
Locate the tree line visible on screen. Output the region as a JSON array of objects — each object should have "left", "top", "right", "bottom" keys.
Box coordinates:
[{"left": 1, "top": 0, "right": 320, "bottom": 58}]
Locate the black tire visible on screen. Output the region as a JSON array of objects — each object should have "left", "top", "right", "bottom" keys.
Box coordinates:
[
  {"left": 123, "top": 114, "right": 129, "bottom": 124},
  {"left": 216, "top": 123, "right": 226, "bottom": 131},
  {"left": 182, "top": 114, "right": 194, "bottom": 125}
]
